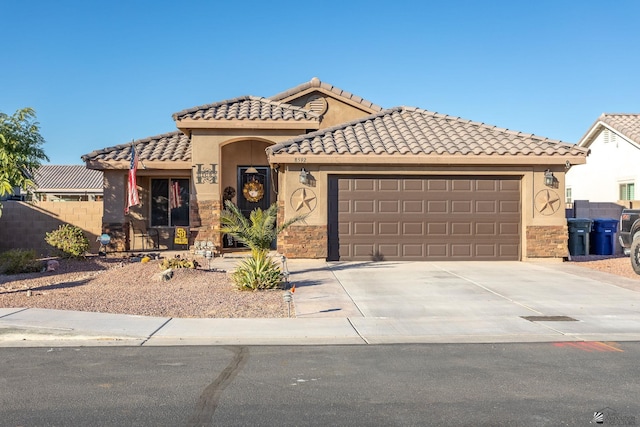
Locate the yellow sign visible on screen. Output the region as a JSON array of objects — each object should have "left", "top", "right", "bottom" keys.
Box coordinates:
[{"left": 174, "top": 226, "right": 189, "bottom": 245}]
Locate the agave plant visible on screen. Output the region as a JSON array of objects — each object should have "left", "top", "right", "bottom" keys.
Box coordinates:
[{"left": 221, "top": 200, "right": 306, "bottom": 290}]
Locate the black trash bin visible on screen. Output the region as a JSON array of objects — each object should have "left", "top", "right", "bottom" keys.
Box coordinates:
[
  {"left": 590, "top": 218, "right": 619, "bottom": 255},
  {"left": 567, "top": 218, "right": 593, "bottom": 256}
]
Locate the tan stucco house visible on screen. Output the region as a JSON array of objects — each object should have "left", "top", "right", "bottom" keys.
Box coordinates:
[{"left": 82, "top": 78, "right": 588, "bottom": 261}]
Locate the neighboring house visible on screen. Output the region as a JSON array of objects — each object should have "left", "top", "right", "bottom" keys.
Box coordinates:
[
  {"left": 82, "top": 78, "right": 588, "bottom": 261},
  {"left": 566, "top": 114, "right": 640, "bottom": 206},
  {"left": 4, "top": 165, "right": 103, "bottom": 202}
]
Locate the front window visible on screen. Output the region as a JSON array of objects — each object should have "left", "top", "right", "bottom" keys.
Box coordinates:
[
  {"left": 620, "top": 182, "right": 635, "bottom": 201},
  {"left": 151, "top": 178, "right": 189, "bottom": 226}
]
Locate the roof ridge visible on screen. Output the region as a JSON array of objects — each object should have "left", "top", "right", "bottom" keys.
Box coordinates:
[
  {"left": 81, "top": 130, "right": 184, "bottom": 161},
  {"left": 269, "top": 77, "right": 384, "bottom": 112},
  {"left": 171, "top": 95, "right": 321, "bottom": 121}
]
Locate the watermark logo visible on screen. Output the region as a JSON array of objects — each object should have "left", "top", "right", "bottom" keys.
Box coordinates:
[{"left": 592, "top": 407, "right": 637, "bottom": 425}]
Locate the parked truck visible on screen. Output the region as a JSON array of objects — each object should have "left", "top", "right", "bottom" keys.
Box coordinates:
[{"left": 619, "top": 208, "right": 640, "bottom": 274}]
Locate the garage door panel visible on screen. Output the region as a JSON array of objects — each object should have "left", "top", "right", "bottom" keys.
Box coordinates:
[
  {"left": 427, "top": 244, "right": 448, "bottom": 257},
  {"left": 332, "top": 176, "right": 520, "bottom": 261},
  {"left": 451, "top": 180, "right": 473, "bottom": 191},
  {"left": 403, "top": 180, "right": 426, "bottom": 191},
  {"left": 427, "top": 201, "right": 448, "bottom": 213},
  {"left": 476, "top": 223, "right": 496, "bottom": 235},
  {"left": 501, "top": 180, "right": 520, "bottom": 191},
  {"left": 427, "top": 222, "right": 447, "bottom": 235},
  {"left": 378, "top": 222, "right": 399, "bottom": 235},
  {"left": 353, "top": 244, "right": 375, "bottom": 257},
  {"left": 354, "top": 200, "right": 375, "bottom": 213},
  {"left": 354, "top": 179, "right": 375, "bottom": 191},
  {"left": 379, "top": 200, "right": 400, "bottom": 213},
  {"left": 428, "top": 180, "right": 448, "bottom": 191},
  {"left": 403, "top": 200, "right": 424, "bottom": 213},
  {"left": 378, "top": 244, "right": 399, "bottom": 257},
  {"left": 451, "top": 244, "right": 472, "bottom": 257},
  {"left": 451, "top": 201, "right": 472, "bottom": 213},
  {"left": 404, "top": 222, "right": 424, "bottom": 235},
  {"left": 500, "top": 200, "right": 520, "bottom": 213},
  {"left": 379, "top": 180, "right": 400, "bottom": 191},
  {"left": 451, "top": 222, "right": 472, "bottom": 235}
]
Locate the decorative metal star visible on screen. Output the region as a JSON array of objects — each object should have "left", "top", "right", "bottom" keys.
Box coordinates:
[
  {"left": 536, "top": 189, "right": 561, "bottom": 215},
  {"left": 293, "top": 188, "right": 316, "bottom": 212}
]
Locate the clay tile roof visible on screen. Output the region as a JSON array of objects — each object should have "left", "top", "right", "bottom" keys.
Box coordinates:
[
  {"left": 269, "top": 77, "right": 384, "bottom": 112},
  {"left": 34, "top": 165, "right": 102, "bottom": 190},
  {"left": 171, "top": 96, "right": 321, "bottom": 122},
  {"left": 597, "top": 113, "right": 640, "bottom": 145},
  {"left": 268, "top": 107, "right": 588, "bottom": 158},
  {"left": 81, "top": 131, "right": 191, "bottom": 163}
]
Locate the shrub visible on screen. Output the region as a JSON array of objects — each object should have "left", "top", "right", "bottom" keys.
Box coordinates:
[
  {"left": 231, "top": 250, "right": 282, "bottom": 290},
  {"left": 45, "top": 224, "right": 89, "bottom": 258},
  {"left": 160, "top": 258, "right": 199, "bottom": 269},
  {"left": 0, "top": 249, "right": 43, "bottom": 274}
]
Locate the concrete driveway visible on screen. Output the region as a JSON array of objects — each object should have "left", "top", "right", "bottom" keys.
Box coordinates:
[{"left": 290, "top": 259, "right": 640, "bottom": 344}]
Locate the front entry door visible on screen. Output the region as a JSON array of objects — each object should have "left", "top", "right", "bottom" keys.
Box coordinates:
[{"left": 237, "top": 166, "right": 270, "bottom": 218}]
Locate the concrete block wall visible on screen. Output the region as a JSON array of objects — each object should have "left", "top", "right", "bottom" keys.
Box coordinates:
[{"left": 0, "top": 201, "right": 103, "bottom": 256}]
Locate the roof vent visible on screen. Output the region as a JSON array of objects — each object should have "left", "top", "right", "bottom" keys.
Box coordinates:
[{"left": 305, "top": 95, "right": 328, "bottom": 115}]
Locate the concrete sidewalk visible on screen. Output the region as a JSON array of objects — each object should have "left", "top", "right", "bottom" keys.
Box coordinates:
[{"left": 2, "top": 258, "right": 640, "bottom": 347}]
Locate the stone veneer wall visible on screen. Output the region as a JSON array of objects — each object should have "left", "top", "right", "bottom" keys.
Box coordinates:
[
  {"left": 526, "top": 225, "right": 568, "bottom": 258},
  {"left": 279, "top": 225, "right": 327, "bottom": 258},
  {"left": 191, "top": 199, "right": 223, "bottom": 250}
]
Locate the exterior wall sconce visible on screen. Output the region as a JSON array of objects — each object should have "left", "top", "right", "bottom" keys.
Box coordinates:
[
  {"left": 299, "top": 168, "right": 310, "bottom": 185},
  {"left": 544, "top": 169, "right": 555, "bottom": 187}
]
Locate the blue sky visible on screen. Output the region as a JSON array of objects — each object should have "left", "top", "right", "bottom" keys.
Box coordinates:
[{"left": 3, "top": 0, "right": 640, "bottom": 165}]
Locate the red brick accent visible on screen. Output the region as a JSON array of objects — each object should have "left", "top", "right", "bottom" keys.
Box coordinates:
[
  {"left": 279, "top": 225, "right": 327, "bottom": 259},
  {"left": 526, "top": 225, "right": 568, "bottom": 258}
]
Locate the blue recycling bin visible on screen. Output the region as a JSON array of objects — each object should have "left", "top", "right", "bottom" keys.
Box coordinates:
[
  {"left": 567, "top": 218, "right": 593, "bottom": 256},
  {"left": 590, "top": 218, "right": 619, "bottom": 255}
]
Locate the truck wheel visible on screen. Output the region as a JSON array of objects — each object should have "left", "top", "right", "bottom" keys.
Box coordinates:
[{"left": 631, "top": 239, "right": 640, "bottom": 275}]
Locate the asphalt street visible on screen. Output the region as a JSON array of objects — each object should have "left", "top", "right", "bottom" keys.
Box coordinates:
[{"left": 1, "top": 343, "right": 638, "bottom": 426}]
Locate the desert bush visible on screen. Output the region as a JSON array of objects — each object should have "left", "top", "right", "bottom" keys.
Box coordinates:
[
  {"left": 160, "top": 257, "right": 199, "bottom": 269},
  {"left": 231, "top": 250, "right": 282, "bottom": 290},
  {"left": 45, "top": 224, "right": 89, "bottom": 258},
  {"left": 0, "top": 249, "right": 43, "bottom": 274}
]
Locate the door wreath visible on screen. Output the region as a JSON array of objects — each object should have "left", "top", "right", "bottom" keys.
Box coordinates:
[{"left": 243, "top": 180, "right": 264, "bottom": 202}]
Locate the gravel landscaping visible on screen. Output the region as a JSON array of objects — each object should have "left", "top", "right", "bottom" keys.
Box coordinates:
[
  {"left": 0, "top": 253, "right": 638, "bottom": 319},
  {"left": 0, "top": 255, "right": 291, "bottom": 318}
]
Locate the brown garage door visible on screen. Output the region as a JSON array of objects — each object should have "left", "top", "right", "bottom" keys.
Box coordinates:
[{"left": 327, "top": 176, "right": 521, "bottom": 261}]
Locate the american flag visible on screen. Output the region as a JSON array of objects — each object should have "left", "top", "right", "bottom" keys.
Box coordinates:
[
  {"left": 169, "top": 181, "right": 182, "bottom": 209},
  {"left": 125, "top": 144, "right": 139, "bottom": 214}
]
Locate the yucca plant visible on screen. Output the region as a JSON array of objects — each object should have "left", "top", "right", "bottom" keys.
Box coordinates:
[
  {"left": 221, "top": 200, "right": 306, "bottom": 290},
  {"left": 231, "top": 249, "right": 282, "bottom": 290}
]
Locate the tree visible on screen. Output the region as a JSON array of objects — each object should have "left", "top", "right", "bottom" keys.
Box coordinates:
[
  {"left": 0, "top": 107, "right": 48, "bottom": 215},
  {"left": 220, "top": 200, "right": 306, "bottom": 256},
  {"left": 220, "top": 200, "right": 306, "bottom": 290}
]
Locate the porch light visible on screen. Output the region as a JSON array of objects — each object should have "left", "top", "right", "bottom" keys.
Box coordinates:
[
  {"left": 544, "top": 169, "right": 555, "bottom": 187},
  {"left": 299, "top": 168, "right": 310, "bottom": 185}
]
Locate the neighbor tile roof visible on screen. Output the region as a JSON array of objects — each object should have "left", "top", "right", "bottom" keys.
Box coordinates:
[
  {"left": 34, "top": 165, "right": 103, "bottom": 190},
  {"left": 270, "top": 77, "right": 384, "bottom": 113},
  {"left": 172, "top": 96, "right": 321, "bottom": 123},
  {"left": 268, "top": 107, "right": 587, "bottom": 157},
  {"left": 81, "top": 131, "right": 191, "bottom": 163},
  {"left": 596, "top": 113, "right": 640, "bottom": 145}
]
